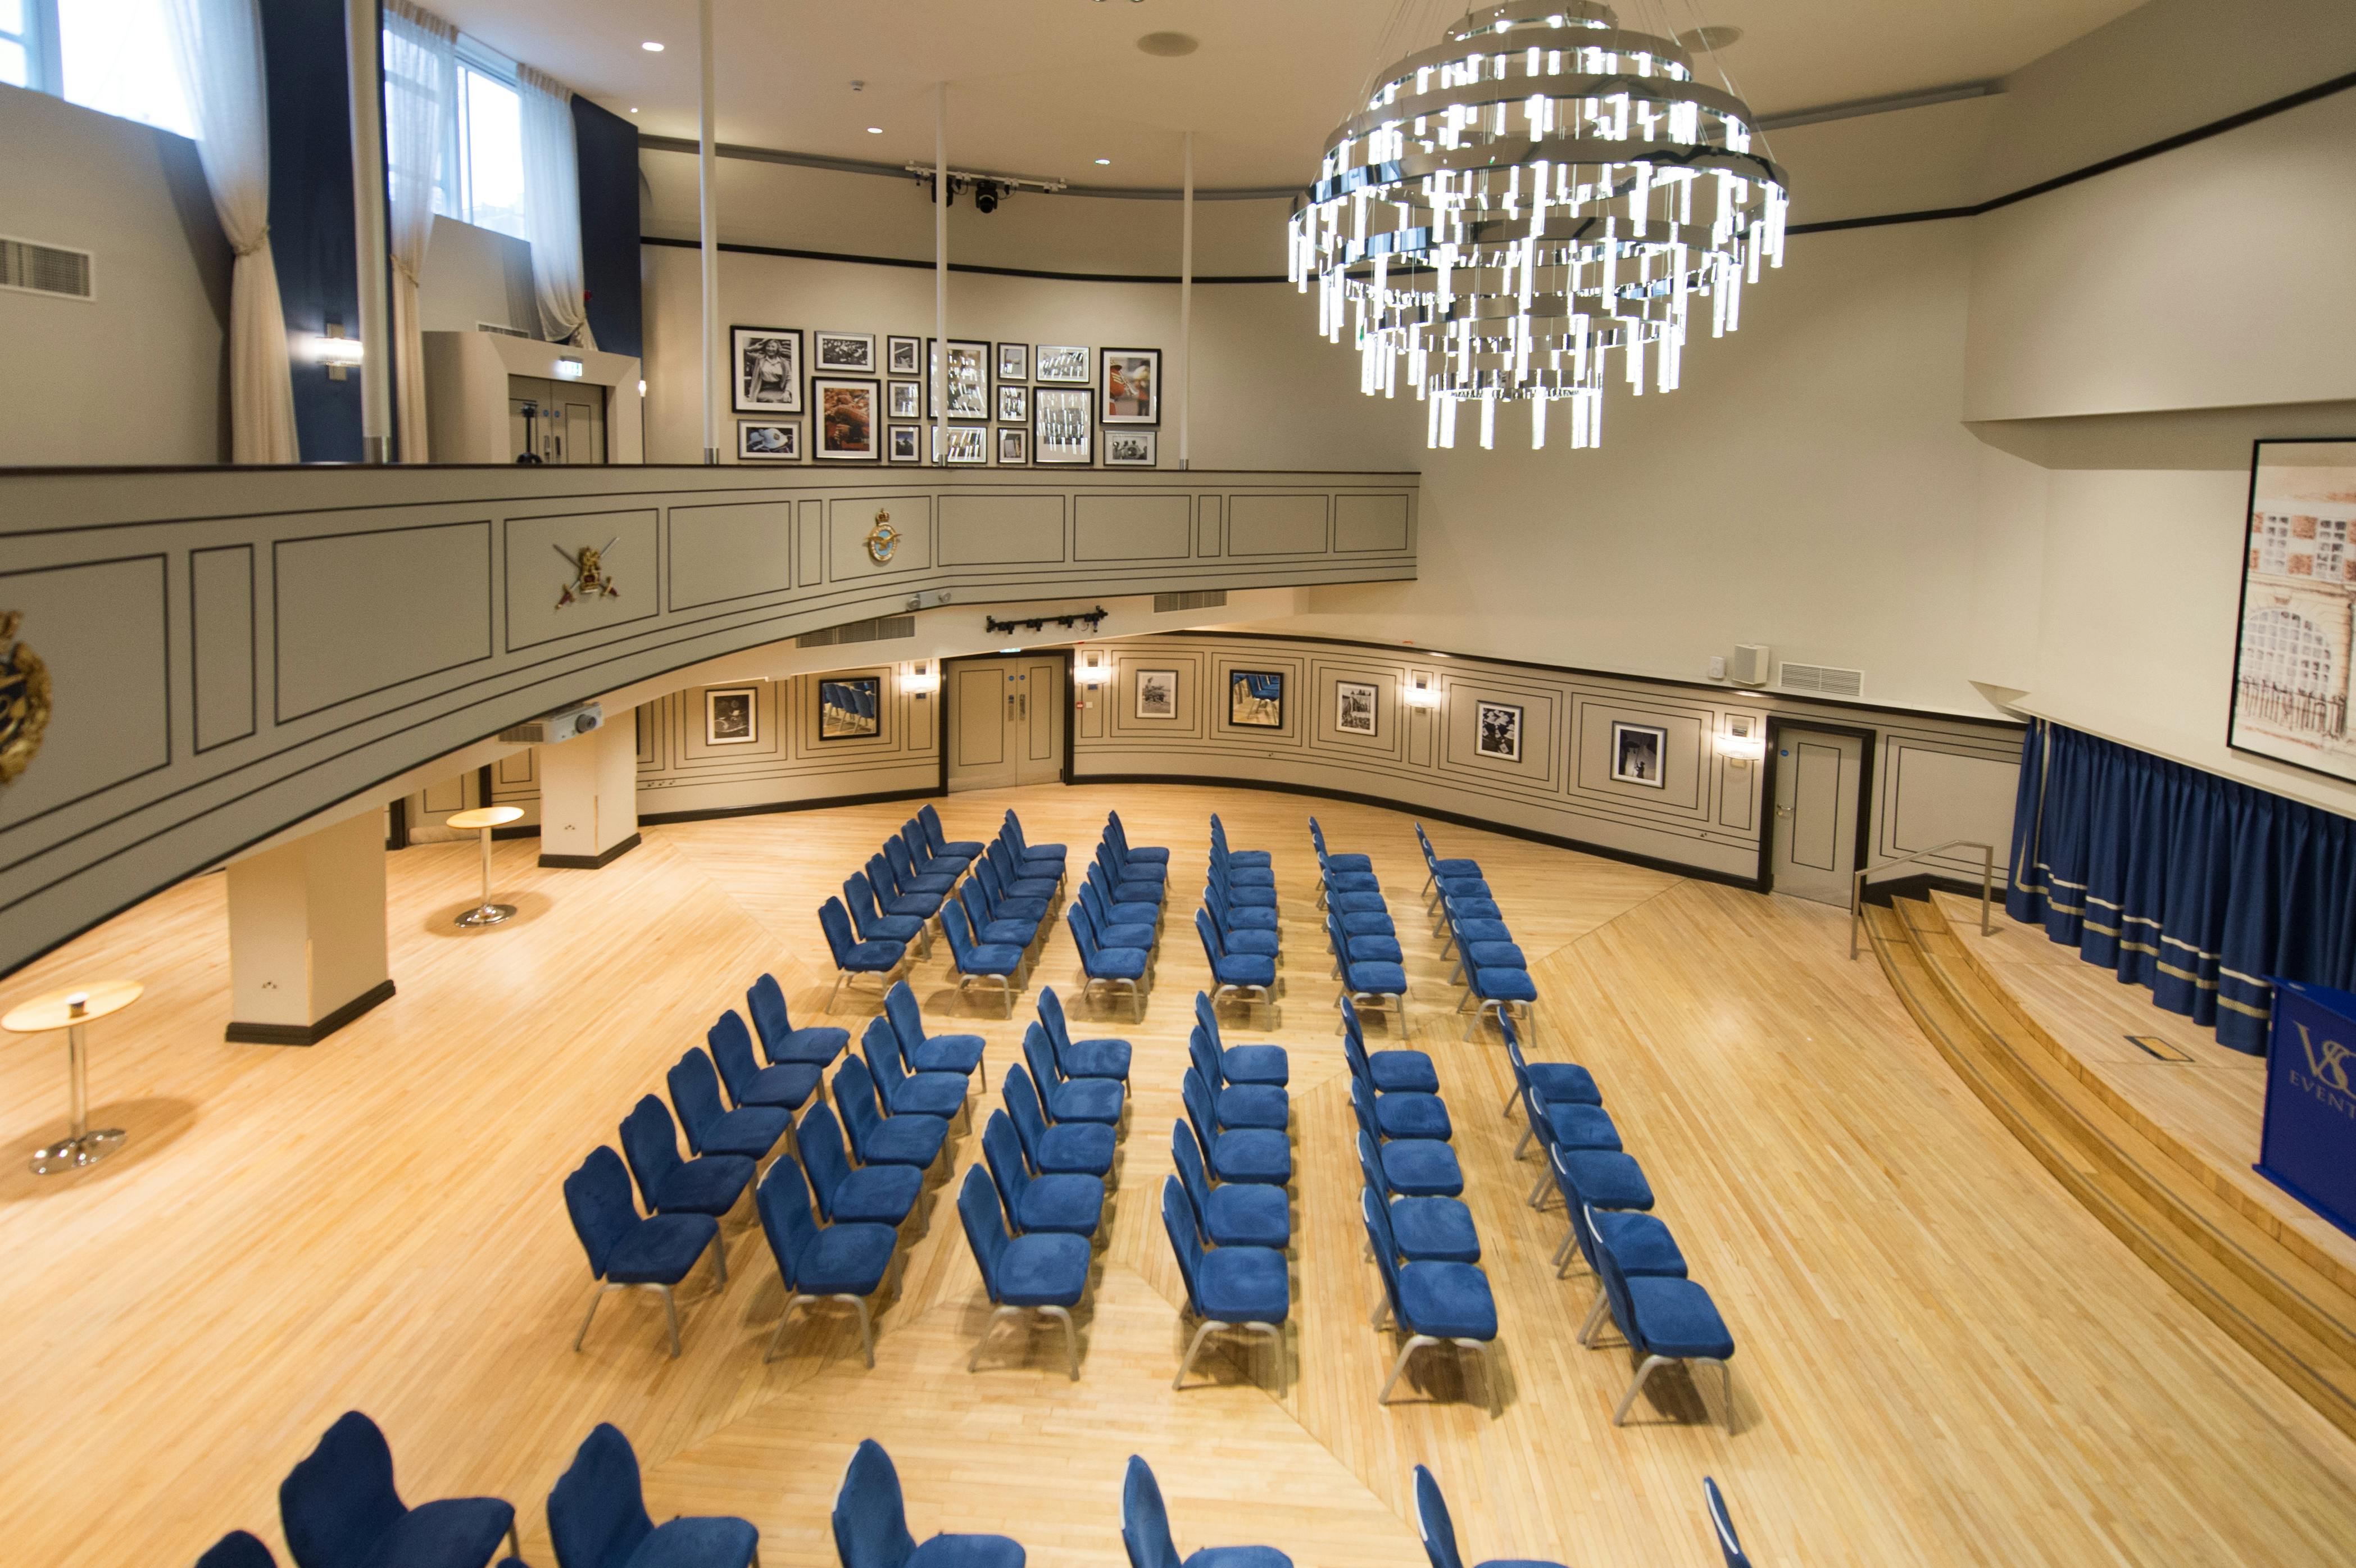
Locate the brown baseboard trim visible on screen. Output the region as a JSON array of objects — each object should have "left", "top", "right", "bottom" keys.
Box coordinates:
[
  {"left": 539, "top": 831, "right": 642, "bottom": 870},
  {"left": 638, "top": 787, "right": 936, "bottom": 827},
  {"left": 226, "top": 978, "right": 397, "bottom": 1047},
  {"left": 1070, "top": 772, "right": 1767, "bottom": 892}
]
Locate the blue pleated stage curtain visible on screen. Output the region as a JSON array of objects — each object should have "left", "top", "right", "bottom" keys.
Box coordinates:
[{"left": 2004, "top": 720, "right": 2356, "bottom": 1053}]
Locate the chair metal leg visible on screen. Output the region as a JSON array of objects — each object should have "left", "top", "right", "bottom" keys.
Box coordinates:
[
  {"left": 572, "top": 1284, "right": 610, "bottom": 1352},
  {"left": 1501, "top": 1082, "right": 1520, "bottom": 1118},
  {"left": 827, "top": 973, "right": 847, "bottom": 1012},
  {"left": 659, "top": 1284, "right": 682, "bottom": 1358},
  {"left": 707, "top": 1228, "right": 729, "bottom": 1286},
  {"left": 1577, "top": 1288, "right": 1610, "bottom": 1345},
  {"left": 764, "top": 1292, "right": 802, "bottom": 1362},
  {"left": 1513, "top": 1122, "right": 1536, "bottom": 1160},
  {"left": 845, "top": 1294, "right": 877, "bottom": 1367},
  {"left": 1458, "top": 1338, "right": 1500, "bottom": 1416},
  {"left": 969, "top": 1305, "right": 1022, "bottom": 1371},
  {"left": 1378, "top": 1335, "right": 1437, "bottom": 1403},
  {"left": 1527, "top": 1169, "right": 1553, "bottom": 1208},
  {"left": 1613, "top": 1354, "right": 1674, "bottom": 1424},
  {"left": 1043, "top": 1305, "right": 1079, "bottom": 1379},
  {"left": 1173, "top": 1316, "right": 1222, "bottom": 1390},
  {"left": 1368, "top": 1290, "right": 1390, "bottom": 1330},
  {"left": 1716, "top": 1359, "right": 1733, "bottom": 1421}
]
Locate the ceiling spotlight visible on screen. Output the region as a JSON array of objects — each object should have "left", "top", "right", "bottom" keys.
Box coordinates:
[
  {"left": 1137, "top": 31, "right": 1197, "bottom": 56},
  {"left": 866, "top": 125, "right": 883, "bottom": 134},
  {"left": 1675, "top": 25, "right": 1744, "bottom": 52},
  {"left": 1094, "top": 157, "right": 1111, "bottom": 166},
  {"left": 972, "top": 180, "right": 1004, "bottom": 215},
  {"left": 629, "top": 106, "right": 638, "bottom": 113},
  {"left": 640, "top": 40, "right": 664, "bottom": 52}
]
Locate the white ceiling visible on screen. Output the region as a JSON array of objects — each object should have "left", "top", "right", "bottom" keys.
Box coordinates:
[{"left": 435, "top": 0, "right": 2149, "bottom": 189}]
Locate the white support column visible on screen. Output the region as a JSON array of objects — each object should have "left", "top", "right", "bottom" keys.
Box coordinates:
[
  {"left": 344, "top": 0, "right": 393, "bottom": 463},
  {"left": 225, "top": 811, "right": 393, "bottom": 1045},
  {"left": 933, "top": 82, "right": 948, "bottom": 466},
  {"left": 1180, "top": 129, "right": 1194, "bottom": 471},
  {"left": 535, "top": 711, "right": 641, "bottom": 868},
  {"left": 698, "top": 0, "right": 721, "bottom": 465}
]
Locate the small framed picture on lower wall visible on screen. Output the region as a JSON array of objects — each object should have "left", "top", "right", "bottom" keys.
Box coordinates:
[
  {"left": 1476, "top": 701, "right": 1522, "bottom": 762},
  {"left": 1611, "top": 720, "right": 1667, "bottom": 787},
  {"left": 1336, "top": 679, "right": 1377, "bottom": 736},
  {"left": 705, "top": 687, "right": 758, "bottom": 746}
]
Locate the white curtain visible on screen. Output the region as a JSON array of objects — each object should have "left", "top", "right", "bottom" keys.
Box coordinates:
[
  {"left": 166, "top": 0, "right": 300, "bottom": 463},
  {"left": 519, "top": 64, "right": 594, "bottom": 349},
  {"left": 383, "top": 1, "right": 455, "bottom": 461}
]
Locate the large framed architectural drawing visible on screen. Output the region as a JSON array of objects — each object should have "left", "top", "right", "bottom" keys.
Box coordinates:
[{"left": 2231, "top": 439, "right": 2356, "bottom": 782}]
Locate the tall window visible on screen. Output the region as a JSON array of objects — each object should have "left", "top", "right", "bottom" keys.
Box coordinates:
[
  {"left": 1, "top": 0, "right": 46, "bottom": 89},
  {"left": 55, "top": 0, "right": 194, "bottom": 134},
  {"left": 454, "top": 60, "right": 527, "bottom": 238}
]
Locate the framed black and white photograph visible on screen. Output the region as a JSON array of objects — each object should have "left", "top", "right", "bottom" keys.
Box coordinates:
[
  {"left": 997, "top": 383, "right": 1028, "bottom": 425},
  {"left": 1336, "top": 680, "right": 1378, "bottom": 737},
  {"left": 996, "top": 427, "right": 1029, "bottom": 466},
  {"left": 818, "top": 676, "right": 882, "bottom": 742},
  {"left": 1104, "top": 430, "right": 1156, "bottom": 467},
  {"left": 929, "top": 338, "right": 991, "bottom": 419},
  {"left": 1135, "top": 669, "right": 1178, "bottom": 719},
  {"left": 814, "top": 330, "right": 875, "bottom": 373},
  {"left": 887, "top": 335, "right": 922, "bottom": 375},
  {"left": 1034, "top": 387, "right": 1092, "bottom": 465},
  {"left": 931, "top": 424, "right": 989, "bottom": 465},
  {"left": 996, "top": 342, "right": 1029, "bottom": 381},
  {"left": 888, "top": 424, "right": 921, "bottom": 463},
  {"left": 705, "top": 687, "right": 757, "bottom": 746},
  {"left": 735, "top": 420, "right": 801, "bottom": 461},
  {"left": 2231, "top": 438, "right": 2356, "bottom": 783},
  {"left": 1036, "top": 344, "right": 1090, "bottom": 385},
  {"left": 730, "top": 325, "right": 802, "bottom": 414},
  {"left": 1610, "top": 721, "right": 1667, "bottom": 787},
  {"left": 1101, "top": 347, "right": 1160, "bottom": 424},
  {"left": 888, "top": 380, "right": 921, "bottom": 420},
  {"left": 812, "top": 378, "right": 879, "bottom": 461},
  {"left": 1229, "top": 670, "right": 1284, "bottom": 729},
  {"left": 1475, "top": 701, "right": 1523, "bottom": 762}
]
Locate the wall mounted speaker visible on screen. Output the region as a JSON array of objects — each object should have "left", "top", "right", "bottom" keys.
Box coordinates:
[{"left": 1729, "top": 644, "right": 1771, "bottom": 687}]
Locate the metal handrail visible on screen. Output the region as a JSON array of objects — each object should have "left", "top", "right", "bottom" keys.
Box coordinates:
[{"left": 1849, "top": 840, "right": 1996, "bottom": 959}]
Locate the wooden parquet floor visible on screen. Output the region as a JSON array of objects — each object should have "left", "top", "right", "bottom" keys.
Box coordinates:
[{"left": 3, "top": 784, "right": 2354, "bottom": 1566}]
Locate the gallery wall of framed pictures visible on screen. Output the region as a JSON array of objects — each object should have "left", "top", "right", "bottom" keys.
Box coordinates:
[{"left": 725, "top": 322, "right": 1157, "bottom": 468}]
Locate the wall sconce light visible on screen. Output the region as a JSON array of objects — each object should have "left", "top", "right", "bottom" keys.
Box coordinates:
[
  {"left": 899, "top": 658, "right": 939, "bottom": 696},
  {"left": 315, "top": 320, "right": 364, "bottom": 380},
  {"left": 555, "top": 356, "right": 585, "bottom": 380},
  {"left": 1075, "top": 647, "right": 1109, "bottom": 687},
  {"left": 1716, "top": 717, "right": 1765, "bottom": 766},
  {"left": 1402, "top": 671, "right": 1441, "bottom": 710}
]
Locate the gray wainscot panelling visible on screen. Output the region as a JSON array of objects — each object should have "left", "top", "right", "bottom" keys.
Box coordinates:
[
  {"left": 190, "top": 544, "right": 256, "bottom": 753},
  {"left": 1226, "top": 493, "right": 1331, "bottom": 556},
  {"left": 1074, "top": 494, "right": 1191, "bottom": 562},
  {"left": 670, "top": 499, "right": 794, "bottom": 611},
  {"left": 0, "top": 554, "right": 170, "bottom": 831},
  {"left": 940, "top": 494, "right": 1066, "bottom": 566},
  {"left": 276, "top": 520, "right": 493, "bottom": 720}
]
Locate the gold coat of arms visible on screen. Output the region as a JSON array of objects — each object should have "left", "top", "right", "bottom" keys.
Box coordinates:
[
  {"left": 866, "top": 509, "right": 901, "bottom": 563},
  {"left": 0, "top": 610, "right": 52, "bottom": 786},
  {"left": 555, "top": 537, "right": 621, "bottom": 607}
]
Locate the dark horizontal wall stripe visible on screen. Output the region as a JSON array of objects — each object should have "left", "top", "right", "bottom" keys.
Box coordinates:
[{"left": 639, "top": 234, "right": 1286, "bottom": 287}]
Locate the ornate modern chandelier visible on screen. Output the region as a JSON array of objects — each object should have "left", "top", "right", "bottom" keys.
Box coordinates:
[{"left": 1290, "top": 1, "right": 1788, "bottom": 450}]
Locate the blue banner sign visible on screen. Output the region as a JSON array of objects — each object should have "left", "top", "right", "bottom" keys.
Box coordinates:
[{"left": 2258, "top": 980, "right": 2356, "bottom": 1240}]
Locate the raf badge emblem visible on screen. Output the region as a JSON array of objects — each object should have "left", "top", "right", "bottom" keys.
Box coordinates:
[
  {"left": 555, "top": 538, "right": 621, "bottom": 607},
  {"left": 0, "top": 610, "right": 52, "bottom": 787},
  {"left": 865, "top": 508, "right": 901, "bottom": 563}
]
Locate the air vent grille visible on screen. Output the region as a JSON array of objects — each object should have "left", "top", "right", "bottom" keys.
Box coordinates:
[
  {"left": 1154, "top": 590, "right": 1228, "bottom": 613},
  {"left": 476, "top": 321, "right": 533, "bottom": 338},
  {"left": 0, "top": 236, "right": 95, "bottom": 300},
  {"left": 796, "top": 615, "right": 916, "bottom": 649},
  {"left": 1777, "top": 661, "right": 1865, "bottom": 698}
]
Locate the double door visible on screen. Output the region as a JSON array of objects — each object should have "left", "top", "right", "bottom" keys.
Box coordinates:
[
  {"left": 947, "top": 656, "right": 1064, "bottom": 792},
  {"left": 509, "top": 375, "right": 606, "bottom": 465}
]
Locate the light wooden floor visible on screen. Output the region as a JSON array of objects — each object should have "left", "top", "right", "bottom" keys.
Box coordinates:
[{"left": 4, "top": 785, "right": 2355, "bottom": 1567}]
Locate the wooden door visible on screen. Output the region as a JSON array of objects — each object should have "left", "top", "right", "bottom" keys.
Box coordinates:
[
  {"left": 1770, "top": 727, "right": 1864, "bottom": 905},
  {"left": 946, "top": 656, "right": 1064, "bottom": 792}
]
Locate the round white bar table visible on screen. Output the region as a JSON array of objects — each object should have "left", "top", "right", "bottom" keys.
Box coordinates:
[
  {"left": 447, "top": 805, "right": 527, "bottom": 929},
  {"left": 4, "top": 979, "right": 142, "bottom": 1174}
]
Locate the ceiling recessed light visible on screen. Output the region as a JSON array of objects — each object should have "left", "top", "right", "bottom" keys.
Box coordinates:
[
  {"left": 866, "top": 125, "right": 883, "bottom": 134},
  {"left": 1137, "top": 31, "right": 1198, "bottom": 57},
  {"left": 1094, "top": 158, "right": 1111, "bottom": 166},
  {"left": 641, "top": 40, "right": 664, "bottom": 52},
  {"left": 629, "top": 107, "right": 639, "bottom": 113}
]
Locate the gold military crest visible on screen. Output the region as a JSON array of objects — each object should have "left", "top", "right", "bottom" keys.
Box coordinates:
[
  {"left": 0, "top": 610, "right": 52, "bottom": 786},
  {"left": 555, "top": 537, "right": 621, "bottom": 607}
]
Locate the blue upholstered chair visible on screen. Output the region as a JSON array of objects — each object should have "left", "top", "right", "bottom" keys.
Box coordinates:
[
  {"left": 1345, "top": 1035, "right": 1450, "bottom": 1140},
  {"left": 1510, "top": 1077, "right": 1621, "bottom": 1206},
  {"left": 1069, "top": 906, "right": 1150, "bottom": 1019},
  {"left": 1101, "top": 824, "right": 1169, "bottom": 886},
  {"left": 1206, "top": 858, "right": 1277, "bottom": 912},
  {"left": 983, "top": 1110, "right": 1104, "bottom": 1238},
  {"left": 1418, "top": 861, "right": 1491, "bottom": 921},
  {"left": 847, "top": 870, "right": 932, "bottom": 957},
  {"left": 902, "top": 817, "right": 972, "bottom": 879},
  {"left": 1456, "top": 960, "right": 1537, "bottom": 1043},
  {"left": 1586, "top": 1203, "right": 1736, "bottom": 1425},
  {"left": 1086, "top": 861, "right": 1164, "bottom": 930},
  {"left": 1039, "top": 987, "right": 1133, "bottom": 1081},
  {"left": 1093, "top": 841, "right": 1166, "bottom": 902},
  {"left": 1312, "top": 839, "right": 1382, "bottom": 906},
  {"left": 1172, "top": 1120, "right": 1289, "bottom": 1250},
  {"left": 862, "top": 1015, "right": 970, "bottom": 1122},
  {"left": 757, "top": 1157, "right": 898, "bottom": 1366},
  {"left": 1433, "top": 889, "right": 1514, "bottom": 958},
  {"left": 942, "top": 904, "right": 1025, "bottom": 1018},
  {"left": 987, "top": 839, "right": 1061, "bottom": 905},
  {"left": 1438, "top": 899, "right": 1524, "bottom": 981},
  {"left": 1207, "top": 821, "right": 1274, "bottom": 887},
  {"left": 1305, "top": 816, "right": 1373, "bottom": 875},
  {"left": 1188, "top": 1028, "right": 1288, "bottom": 1131},
  {"left": 1161, "top": 1178, "right": 1289, "bottom": 1394},
  {"left": 833, "top": 1437, "right": 1025, "bottom": 1568},
  {"left": 957, "top": 1165, "right": 1090, "bottom": 1378},
  {"left": 1499, "top": 1017, "right": 1600, "bottom": 1117},
  {"left": 709, "top": 1010, "right": 821, "bottom": 1116},
  {"left": 834, "top": 1057, "right": 950, "bottom": 1172},
  {"left": 921, "top": 803, "right": 984, "bottom": 862},
  {"left": 1327, "top": 912, "right": 1404, "bottom": 967},
  {"left": 1021, "top": 1023, "right": 1125, "bottom": 1126},
  {"left": 1196, "top": 910, "right": 1276, "bottom": 1024},
  {"left": 1120, "top": 1455, "right": 1289, "bottom": 1568},
  {"left": 1191, "top": 993, "right": 1288, "bottom": 1086},
  {"left": 1704, "top": 1479, "right": 1754, "bottom": 1568},
  {"left": 1410, "top": 1465, "right": 1563, "bottom": 1568},
  {"left": 821, "top": 896, "right": 909, "bottom": 1010},
  {"left": 669, "top": 1048, "right": 791, "bottom": 1162},
  {"left": 1351, "top": 1079, "right": 1463, "bottom": 1198},
  {"left": 1357, "top": 1135, "right": 1479, "bottom": 1266},
  {"left": 1105, "top": 811, "right": 1169, "bottom": 865},
  {"left": 279, "top": 1411, "right": 519, "bottom": 1568},
  {"left": 1326, "top": 911, "right": 1406, "bottom": 1034},
  {"left": 620, "top": 1095, "right": 753, "bottom": 1222},
  {"left": 1202, "top": 881, "right": 1280, "bottom": 955},
  {"left": 885, "top": 980, "right": 987, "bottom": 1079},
  {"left": 1182, "top": 1067, "right": 1290, "bottom": 1187},
  {"left": 883, "top": 833, "right": 960, "bottom": 897},
  {"left": 1414, "top": 823, "right": 1484, "bottom": 894},
  {"left": 547, "top": 1422, "right": 757, "bottom": 1568},
  {"left": 799, "top": 1102, "right": 923, "bottom": 1232},
  {"left": 197, "top": 1532, "right": 277, "bottom": 1568},
  {"left": 1362, "top": 1189, "right": 1499, "bottom": 1413},
  {"left": 866, "top": 853, "right": 947, "bottom": 920},
  {"left": 1004, "top": 1064, "right": 1116, "bottom": 1180},
  {"left": 1340, "top": 997, "right": 1436, "bottom": 1093},
  {"left": 1564, "top": 1185, "right": 1688, "bottom": 1326},
  {"left": 565, "top": 1147, "right": 724, "bottom": 1357},
  {"left": 1001, "top": 810, "right": 1065, "bottom": 870},
  {"left": 1207, "top": 815, "right": 1270, "bottom": 868},
  {"left": 977, "top": 856, "right": 1054, "bottom": 926},
  {"left": 1080, "top": 878, "right": 1159, "bottom": 948},
  {"left": 748, "top": 972, "right": 850, "bottom": 1069},
  {"left": 961, "top": 878, "right": 1040, "bottom": 951},
  {"left": 1542, "top": 1140, "right": 1655, "bottom": 1220}
]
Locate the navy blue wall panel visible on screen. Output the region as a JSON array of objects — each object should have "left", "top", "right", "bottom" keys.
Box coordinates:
[
  {"left": 573, "top": 95, "right": 642, "bottom": 360},
  {"left": 259, "top": 0, "right": 363, "bottom": 462}
]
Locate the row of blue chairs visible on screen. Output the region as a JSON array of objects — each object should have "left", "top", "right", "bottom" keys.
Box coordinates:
[
  {"left": 1499, "top": 1013, "right": 1740, "bottom": 1426},
  {"left": 1412, "top": 1463, "right": 1762, "bottom": 1568},
  {"left": 1197, "top": 814, "right": 1281, "bottom": 1024},
  {"left": 821, "top": 809, "right": 1063, "bottom": 1013},
  {"left": 1309, "top": 816, "right": 1409, "bottom": 1035},
  {"left": 1068, "top": 811, "right": 1171, "bottom": 1018},
  {"left": 938, "top": 812, "right": 1080, "bottom": 1015},
  {"left": 1416, "top": 824, "right": 1539, "bottom": 1041}
]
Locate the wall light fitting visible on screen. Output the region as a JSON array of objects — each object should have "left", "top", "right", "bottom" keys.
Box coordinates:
[
  {"left": 315, "top": 320, "right": 363, "bottom": 380},
  {"left": 1402, "top": 671, "right": 1441, "bottom": 709},
  {"left": 898, "top": 658, "right": 939, "bottom": 696}
]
